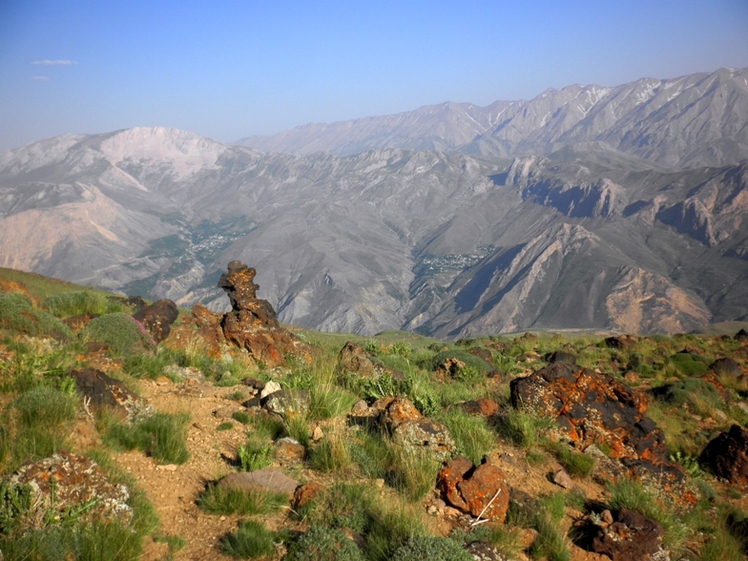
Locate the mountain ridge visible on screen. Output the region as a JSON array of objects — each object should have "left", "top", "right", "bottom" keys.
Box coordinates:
[{"left": 1, "top": 68, "right": 747, "bottom": 337}]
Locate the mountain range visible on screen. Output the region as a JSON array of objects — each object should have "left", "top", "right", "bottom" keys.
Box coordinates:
[{"left": 1, "top": 67, "right": 747, "bottom": 336}]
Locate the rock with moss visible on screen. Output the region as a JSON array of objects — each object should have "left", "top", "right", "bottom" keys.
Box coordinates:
[
  {"left": 284, "top": 525, "right": 365, "bottom": 561},
  {"left": 391, "top": 536, "right": 473, "bottom": 561}
]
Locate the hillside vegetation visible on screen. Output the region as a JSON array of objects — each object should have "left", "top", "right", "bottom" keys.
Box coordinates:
[{"left": 2, "top": 267, "right": 748, "bottom": 561}]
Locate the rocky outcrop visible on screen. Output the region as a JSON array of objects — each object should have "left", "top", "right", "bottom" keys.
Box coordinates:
[
  {"left": 8, "top": 451, "right": 132, "bottom": 527},
  {"left": 336, "top": 341, "right": 403, "bottom": 380},
  {"left": 510, "top": 362, "right": 682, "bottom": 481},
  {"left": 590, "top": 507, "right": 665, "bottom": 561},
  {"left": 699, "top": 424, "right": 748, "bottom": 486},
  {"left": 132, "top": 299, "right": 179, "bottom": 343},
  {"left": 437, "top": 456, "right": 510, "bottom": 523},
  {"left": 378, "top": 396, "right": 456, "bottom": 460},
  {"left": 71, "top": 368, "right": 151, "bottom": 422},
  {"left": 218, "top": 261, "right": 311, "bottom": 367}
]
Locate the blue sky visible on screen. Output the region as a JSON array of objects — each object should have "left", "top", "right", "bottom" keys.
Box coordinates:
[{"left": 0, "top": 0, "right": 747, "bottom": 152}]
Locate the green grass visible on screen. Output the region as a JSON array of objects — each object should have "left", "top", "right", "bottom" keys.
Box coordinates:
[
  {"left": 231, "top": 410, "right": 251, "bottom": 424},
  {"left": 197, "top": 483, "right": 288, "bottom": 516},
  {"left": 42, "top": 291, "right": 132, "bottom": 318},
  {"left": 391, "top": 536, "right": 473, "bottom": 561},
  {"left": 0, "top": 292, "right": 73, "bottom": 340},
  {"left": 285, "top": 524, "right": 366, "bottom": 561},
  {"left": 386, "top": 444, "right": 441, "bottom": 501},
  {"left": 220, "top": 519, "right": 277, "bottom": 559},
  {"left": 542, "top": 440, "right": 595, "bottom": 478},
  {"left": 309, "top": 433, "right": 352, "bottom": 473},
  {"left": 605, "top": 478, "right": 688, "bottom": 553},
  {"left": 80, "top": 313, "right": 156, "bottom": 357},
  {"left": 105, "top": 412, "right": 190, "bottom": 464},
  {"left": 529, "top": 493, "right": 570, "bottom": 561},
  {"left": 216, "top": 421, "right": 234, "bottom": 431},
  {"left": 237, "top": 438, "right": 273, "bottom": 471},
  {"left": 436, "top": 408, "right": 495, "bottom": 465},
  {"left": 496, "top": 407, "right": 555, "bottom": 448}
]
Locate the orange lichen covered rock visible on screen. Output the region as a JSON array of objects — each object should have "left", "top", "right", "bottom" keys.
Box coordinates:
[
  {"left": 510, "top": 362, "right": 683, "bottom": 481},
  {"left": 437, "top": 456, "right": 510, "bottom": 523}
]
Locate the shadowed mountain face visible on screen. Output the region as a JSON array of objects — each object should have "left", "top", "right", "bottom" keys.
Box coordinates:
[{"left": 1, "top": 68, "right": 748, "bottom": 337}]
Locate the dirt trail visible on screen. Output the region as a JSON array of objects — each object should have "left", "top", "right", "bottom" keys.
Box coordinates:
[{"left": 112, "top": 379, "right": 254, "bottom": 561}]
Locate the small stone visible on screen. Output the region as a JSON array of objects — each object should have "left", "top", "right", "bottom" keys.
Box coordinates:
[
  {"left": 427, "top": 505, "right": 438, "bottom": 515},
  {"left": 156, "top": 464, "right": 178, "bottom": 472},
  {"left": 601, "top": 509, "right": 614, "bottom": 525},
  {"left": 553, "top": 468, "right": 574, "bottom": 489},
  {"left": 351, "top": 400, "right": 369, "bottom": 415},
  {"left": 260, "top": 380, "right": 282, "bottom": 399},
  {"left": 312, "top": 426, "right": 324, "bottom": 441},
  {"left": 374, "top": 478, "right": 385, "bottom": 488}
]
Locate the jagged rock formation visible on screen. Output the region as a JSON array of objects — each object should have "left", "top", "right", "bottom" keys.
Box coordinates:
[{"left": 218, "top": 261, "right": 311, "bottom": 367}]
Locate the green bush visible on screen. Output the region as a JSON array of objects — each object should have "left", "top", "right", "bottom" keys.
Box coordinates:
[
  {"left": 105, "top": 413, "right": 189, "bottom": 464},
  {"left": 391, "top": 536, "right": 473, "bottom": 561},
  {"left": 0, "top": 293, "right": 72, "bottom": 340},
  {"left": 220, "top": 519, "right": 276, "bottom": 559},
  {"left": 42, "top": 291, "right": 131, "bottom": 318},
  {"left": 285, "top": 525, "right": 366, "bottom": 561},
  {"left": 80, "top": 313, "right": 156, "bottom": 357}
]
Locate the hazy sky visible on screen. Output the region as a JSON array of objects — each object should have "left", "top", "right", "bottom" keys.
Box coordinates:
[{"left": 1, "top": 0, "right": 747, "bottom": 152}]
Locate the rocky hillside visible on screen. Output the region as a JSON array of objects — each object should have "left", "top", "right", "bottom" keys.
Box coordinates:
[{"left": 2, "top": 268, "right": 748, "bottom": 561}]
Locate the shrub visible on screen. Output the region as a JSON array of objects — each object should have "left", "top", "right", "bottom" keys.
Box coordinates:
[
  {"left": 42, "top": 291, "right": 131, "bottom": 318},
  {"left": 237, "top": 438, "right": 272, "bottom": 471},
  {"left": 0, "top": 293, "right": 72, "bottom": 340},
  {"left": 197, "top": 483, "right": 287, "bottom": 516},
  {"left": 105, "top": 413, "right": 189, "bottom": 464},
  {"left": 221, "top": 519, "right": 276, "bottom": 559},
  {"left": 80, "top": 313, "right": 155, "bottom": 357},
  {"left": 391, "top": 536, "right": 473, "bottom": 561},
  {"left": 284, "top": 525, "right": 366, "bottom": 561}
]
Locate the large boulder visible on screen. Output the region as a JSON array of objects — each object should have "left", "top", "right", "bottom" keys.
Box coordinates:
[
  {"left": 510, "top": 362, "right": 682, "bottom": 481},
  {"left": 699, "top": 424, "right": 748, "bottom": 486},
  {"left": 218, "top": 261, "right": 311, "bottom": 367},
  {"left": 217, "top": 468, "right": 299, "bottom": 498},
  {"left": 437, "top": 456, "right": 510, "bottom": 523}
]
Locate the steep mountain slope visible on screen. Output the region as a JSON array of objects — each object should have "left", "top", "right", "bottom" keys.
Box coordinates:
[
  {"left": 239, "top": 67, "right": 748, "bottom": 169},
  {"left": 2, "top": 69, "right": 748, "bottom": 337}
]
